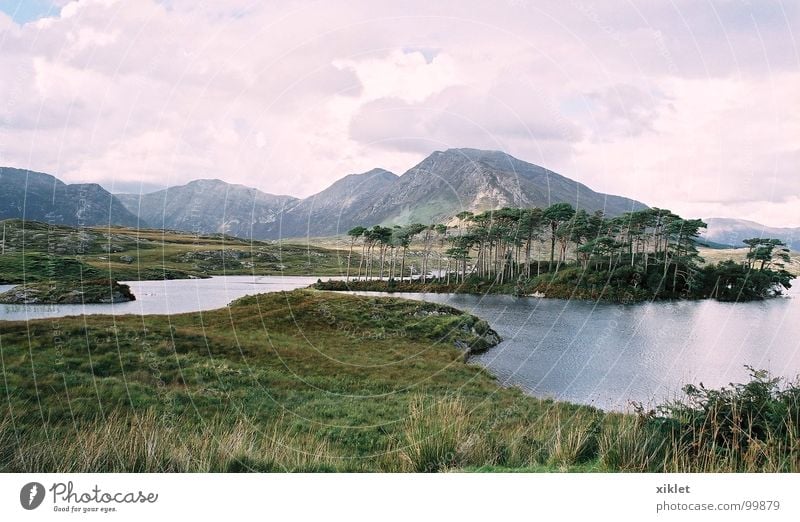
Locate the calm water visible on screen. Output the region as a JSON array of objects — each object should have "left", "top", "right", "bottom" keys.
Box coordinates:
[
  {"left": 2, "top": 276, "right": 798, "bottom": 411},
  {"left": 0, "top": 276, "right": 323, "bottom": 321},
  {"left": 350, "top": 291, "right": 800, "bottom": 411}
]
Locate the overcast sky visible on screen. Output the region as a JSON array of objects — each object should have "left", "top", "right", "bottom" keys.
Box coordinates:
[{"left": 1, "top": 1, "right": 798, "bottom": 226}]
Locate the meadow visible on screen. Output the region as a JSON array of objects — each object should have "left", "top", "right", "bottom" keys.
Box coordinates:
[
  {"left": 2, "top": 289, "right": 798, "bottom": 472},
  {"left": 0, "top": 219, "right": 353, "bottom": 284}
]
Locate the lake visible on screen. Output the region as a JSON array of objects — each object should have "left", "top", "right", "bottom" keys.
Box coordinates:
[
  {"left": 349, "top": 291, "right": 800, "bottom": 411},
  {"left": 2, "top": 276, "right": 797, "bottom": 411},
  {"left": 0, "top": 276, "right": 323, "bottom": 321}
]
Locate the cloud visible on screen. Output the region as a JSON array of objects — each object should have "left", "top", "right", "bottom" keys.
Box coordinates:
[
  {"left": 582, "top": 83, "right": 673, "bottom": 139},
  {"left": 0, "top": 0, "right": 797, "bottom": 226},
  {"left": 334, "top": 49, "right": 459, "bottom": 103}
]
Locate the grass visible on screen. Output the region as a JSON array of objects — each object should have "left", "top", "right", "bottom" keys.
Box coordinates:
[
  {"left": 0, "top": 289, "right": 547, "bottom": 472},
  {"left": 397, "top": 395, "right": 471, "bottom": 472},
  {"left": 2, "top": 289, "right": 797, "bottom": 472},
  {"left": 698, "top": 246, "right": 800, "bottom": 276},
  {"left": 0, "top": 219, "right": 358, "bottom": 282}
]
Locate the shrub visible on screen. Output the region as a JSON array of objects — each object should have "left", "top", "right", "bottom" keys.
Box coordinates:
[{"left": 399, "top": 396, "right": 471, "bottom": 472}]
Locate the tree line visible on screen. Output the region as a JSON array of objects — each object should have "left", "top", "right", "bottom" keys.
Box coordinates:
[{"left": 342, "top": 204, "right": 794, "bottom": 300}]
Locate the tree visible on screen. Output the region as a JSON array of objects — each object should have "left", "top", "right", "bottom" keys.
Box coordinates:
[
  {"left": 744, "top": 238, "right": 791, "bottom": 271},
  {"left": 345, "top": 226, "right": 366, "bottom": 282},
  {"left": 396, "top": 223, "right": 426, "bottom": 282},
  {"left": 542, "top": 203, "right": 576, "bottom": 272},
  {"left": 371, "top": 226, "right": 393, "bottom": 280},
  {"left": 434, "top": 224, "right": 449, "bottom": 280},
  {"left": 518, "top": 208, "right": 544, "bottom": 277},
  {"left": 663, "top": 218, "right": 706, "bottom": 292}
]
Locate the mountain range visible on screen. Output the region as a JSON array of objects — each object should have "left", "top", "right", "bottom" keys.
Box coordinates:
[
  {"left": 114, "top": 148, "right": 648, "bottom": 239},
  {"left": 5, "top": 149, "right": 792, "bottom": 245},
  {"left": 700, "top": 218, "right": 799, "bottom": 250}
]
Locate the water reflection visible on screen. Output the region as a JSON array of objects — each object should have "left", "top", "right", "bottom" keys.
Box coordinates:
[{"left": 349, "top": 291, "right": 800, "bottom": 411}]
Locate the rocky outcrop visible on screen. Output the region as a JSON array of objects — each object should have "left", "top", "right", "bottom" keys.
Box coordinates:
[
  {"left": 0, "top": 279, "right": 135, "bottom": 305},
  {"left": 409, "top": 303, "right": 502, "bottom": 360}
]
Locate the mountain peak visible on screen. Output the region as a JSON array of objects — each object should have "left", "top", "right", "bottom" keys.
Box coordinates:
[
  {"left": 339, "top": 167, "right": 396, "bottom": 180},
  {"left": 431, "top": 148, "right": 511, "bottom": 161},
  {"left": 186, "top": 178, "right": 227, "bottom": 186},
  {"left": 0, "top": 166, "right": 140, "bottom": 227}
]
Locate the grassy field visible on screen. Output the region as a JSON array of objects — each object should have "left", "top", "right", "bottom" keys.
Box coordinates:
[
  {"left": 698, "top": 246, "right": 800, "bottom": 276},
  {"left": 3, "top": 220, "right": 794, "bottom": 285},
  {"left": 0, "top": 219, "right": 355, "bottom": 283},
  {"left": 1, "top": 289, "right": 798, "bottom": 472}
]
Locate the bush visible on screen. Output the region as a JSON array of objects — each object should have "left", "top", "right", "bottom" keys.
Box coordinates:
[{"left": 399, "top": 396, "right": 471, "bottom": 472}]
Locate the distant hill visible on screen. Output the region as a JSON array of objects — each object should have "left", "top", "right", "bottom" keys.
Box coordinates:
[
  {"left": 702, "top": 218, "right": 800, "bottom": 250},
  {"left": 0, "top": 167, "right": 140, "bottom": 227},
  {"left": 276, "top": 168, "right": 399, "bottom": 238},
  {"left": 2, "top": 148, "right": 650, "bottom": 239},
  {"left": 115, "top": 179, "right": 298, "bottom": 239}
]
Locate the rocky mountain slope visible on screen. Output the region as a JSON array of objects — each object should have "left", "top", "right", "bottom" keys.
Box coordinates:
[
  {"left": 0, "top": 167, "right": 140, "bottom": 227},
  {"left": 115, "top": 179, "right": 297, "bottom": 239},
  {"left": 350, "top": 148, "right": 647, "bottom": 226}
]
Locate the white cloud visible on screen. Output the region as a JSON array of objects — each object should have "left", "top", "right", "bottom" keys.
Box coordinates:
[
  {"left": 335, "top": 49, "right": 460, "bottom": 103},
  {"left": 0, "top": 0, "right": 798, "bottom": 226}
]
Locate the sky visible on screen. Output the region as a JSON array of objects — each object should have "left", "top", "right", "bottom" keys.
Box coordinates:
[{"left": 0, "top": 1, "right": 798, "bottom": 227}]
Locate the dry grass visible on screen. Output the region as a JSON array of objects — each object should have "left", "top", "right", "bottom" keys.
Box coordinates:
[
  {"left": 0, "top": 410, "right": 342, "bottom": 473},
  {"left": 397, "top": 396, "right": 472, "bottom": 472},
  {"left": 698, "top": 246, "right": 800, "bottom": 276}
]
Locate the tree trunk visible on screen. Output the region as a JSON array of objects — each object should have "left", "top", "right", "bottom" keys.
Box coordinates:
[{"left": 346, "top": 237, "right": 355, "bottom": 282}]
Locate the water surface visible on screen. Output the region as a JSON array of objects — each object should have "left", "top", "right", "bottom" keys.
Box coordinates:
[
  {"left": 3, "top": 276, "right": 797, "bottom": 411},
  {"left": 0, "top": 276, "right": 322, "bottom": 321},
  {"left": 350, "top": 291, "right": 800, "bottom": 411}
]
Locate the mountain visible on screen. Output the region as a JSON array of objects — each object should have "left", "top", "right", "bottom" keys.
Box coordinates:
[
  {"left": 115, "top": 179, "right": 298, "bottom": 239},
  {"left": 276, "top": 168, "right": 399, "bottom": 237},
  {"left": 2, "top": 148, "right": 650, "bottom": 239},
  {"left": 701, "top": 218, "right": 800, "bottom": 250},
  {"left": 351, "top": 148, "right": 647, "bottom": 226},
  {"left": 235, "top": 148, "right": 646, "bottom": 238},
  {"left": 0, "top": 167, "right": 140, "bottom": 227}
]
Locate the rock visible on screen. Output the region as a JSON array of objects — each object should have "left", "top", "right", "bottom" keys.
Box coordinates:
[
  {"left": 454, "top": 339, "right": 470, "bottom": 351},
  {"left": 0, "top": 279, "right": 135, "bottom": 305}
]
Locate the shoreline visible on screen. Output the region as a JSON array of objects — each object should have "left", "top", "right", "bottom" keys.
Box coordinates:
[{"left": 311, "top": 278, "right": 788, "bottom": 304}]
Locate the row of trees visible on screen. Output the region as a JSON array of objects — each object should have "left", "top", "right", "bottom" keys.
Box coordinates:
[{"left": 343, "top": 203, "right": 793, "bottom": 299}]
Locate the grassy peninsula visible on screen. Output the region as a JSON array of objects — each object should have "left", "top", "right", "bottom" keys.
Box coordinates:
[{"left": 2, "top": 289, "right": 798, "bottom": 473}]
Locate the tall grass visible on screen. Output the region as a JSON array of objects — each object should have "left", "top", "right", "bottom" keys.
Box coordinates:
[
  {"left": 397, "top": 395, "right": 472, "bottom": 472},
  {"left": 600, "top": 367, "right": 800, "bottom": 472},
  {"left": 0, "top": 410, "right": 342, "bottom": 472},
  {"left": 3, "top": 368, "right": 799, "bottom": 472}
]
